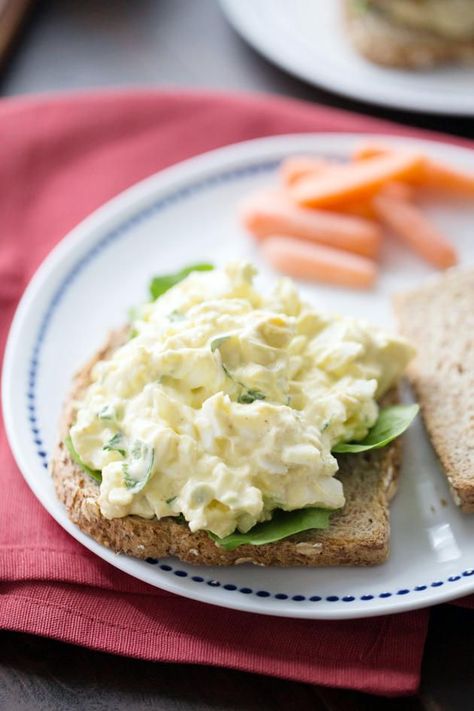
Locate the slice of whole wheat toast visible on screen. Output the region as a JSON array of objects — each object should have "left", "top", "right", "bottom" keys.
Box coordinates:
[
  {"left": 51, "top": 330, "right": 401, "bottom": 567},
  {"left": 394, "top": 268, "right": 474, "bottom": 513}
]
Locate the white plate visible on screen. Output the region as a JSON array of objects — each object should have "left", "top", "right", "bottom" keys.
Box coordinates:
[
  {"left": 220, "top": 0, "right": 474, "bottom": 116},
  {"left": 3, "top": 133, "right": 474, "bottom": 620}
]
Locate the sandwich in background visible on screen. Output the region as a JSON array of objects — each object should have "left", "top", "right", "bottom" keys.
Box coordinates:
[{"left": 344, "top": 0, "right": 474, "bottom": 68}]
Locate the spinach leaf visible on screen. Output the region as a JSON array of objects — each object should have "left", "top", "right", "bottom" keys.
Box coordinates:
[
  {"left": 210, "top": 335, "right": 230, "bottom": 352},
  {"left": 209, "top": 507, "right": 332, "bottom": 551},
  {"left": 332, "top": 403, "right": 419, "bottom": 454},
  {"left": 168, "top": 310, "right": 185, "bottom": 322},
  {"left": 211, "top": 339, "right": 266, "bottom": 405},
  {"left": 149, "top": 263, "right": 214, "bottom": 301},
  {"left": 127, "top": 305, "right": 141, "bottom": 339},
  {"left": 123, "top": 440, "right": 155, "bottom": 494},
  {"left": 98, "top": 405, "right": 115, "bottom": 421},
  {"left": 98, "top": 404, "right": 123, "bottom": 423},
  {"left": 65, "top": 434, "right": 102, "bottom": 483},
  {"left": 238, "top": 389, "right": 266, "bottom": 404},
  {"left": 222, "top": 363, "right": 234, "bottom": 380},
  {"left": 103, "top": 432, "right": 127, "bottom": 457}
]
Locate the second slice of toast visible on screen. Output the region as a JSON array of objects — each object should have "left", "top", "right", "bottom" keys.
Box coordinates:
[{"left": 395, "top": 268, "right": 474, "bottom": 512}]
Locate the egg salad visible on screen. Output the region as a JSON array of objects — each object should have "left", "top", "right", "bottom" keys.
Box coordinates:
[{"left": 69, "top": 262, "right": 414, "bottom": 539}]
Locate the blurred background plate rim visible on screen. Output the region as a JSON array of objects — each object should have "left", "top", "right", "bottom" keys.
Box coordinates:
[{"left": 220, "top": 0, "right": 474, "bottom": 116}]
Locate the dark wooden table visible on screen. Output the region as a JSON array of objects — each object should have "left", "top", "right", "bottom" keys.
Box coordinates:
[{"left": 1, "top": 1, "right": 473, "bottom": 708}]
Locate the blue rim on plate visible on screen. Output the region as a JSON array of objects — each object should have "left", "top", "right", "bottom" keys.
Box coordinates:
[{"left": 139, "top": 557, "right": 473, "bottom": 604}]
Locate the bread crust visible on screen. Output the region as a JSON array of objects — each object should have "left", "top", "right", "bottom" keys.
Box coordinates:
[
  {"left": 344, "top": 0, "right": 474, "bottom": 68},
  {"left": 51, "top": 330, "right": 401, "bottom": 566}
]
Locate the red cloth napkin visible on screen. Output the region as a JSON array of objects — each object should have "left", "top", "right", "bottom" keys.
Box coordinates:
[{"left": 0, "top": 90, "right": 472, "bottom": 696}]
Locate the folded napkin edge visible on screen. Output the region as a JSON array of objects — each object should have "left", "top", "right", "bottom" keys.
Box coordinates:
[{"left": 0, "top": 583, "right": 422, "bottom": 696}]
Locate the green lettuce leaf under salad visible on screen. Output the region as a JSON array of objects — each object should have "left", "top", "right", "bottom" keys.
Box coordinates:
[
  {"left": 209, "top": 508, "right": 331, "bottom": 551},
  {"left": 69, "top": 264, "right": 419, "bottom": 549},
  {"left": 332, "top": 404, "right": 419, "bottom": 454},
  {"left": 149, "top": 263, "right": 214, "bottom": 301}
]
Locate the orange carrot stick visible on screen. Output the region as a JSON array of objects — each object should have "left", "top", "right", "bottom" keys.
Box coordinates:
[
  {"left": 261, "top": 236, "right": 377, "bottom": 290},
  {"left": 334, "top": 201, "right": 377, "bottom": 220},
  {"left": 379, "top": 181, "right": 414, "bottom": 201},
  {"left": 239, "top": 190, "right": 381, "bottom": 258},
  {"left": 354, "top": 142, "right": 474, "bottom": 196},
  {"left": 290, "top": 152, "right": 424, "bottom": 208},
  {"left": 373, "top": 193, "right": 457, "bottom": 269},
  {"left": 420, "top": 160, "right": 474, "bottom": 196},
  {"left": 280, "top": 156, "right": 329, "bottom": 187},
  {"left": 353, "top": 143, "right": 389, "bottom": 161},
  {"left": 281, "top": 157, "right": 383, "bottom": 217},
  {"left": 339, "top": 182, "right": 414, "bottom": 219}
]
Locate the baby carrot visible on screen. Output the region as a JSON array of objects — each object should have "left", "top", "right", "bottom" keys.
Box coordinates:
[
  {"left": 379, "top": 181, "right": 415, "bottom": 201},
  {"left": 321, "top": 181, "right": 414, "bottom": 218},
  {"left": 354, "top": 142, "right": 474, "bottom": 196},
  {"left": 290, "top": 152, "right": 424, "bottom": 208},
  {"left": 334, "top": 200, "right": 377, "bottom": 219},
  {"left": 353, "top": 143, "right": 390, "bottom": 161},
  {"left": 261, "top": 235, "right": 378, "bottom": 289},
  {"left": 239, "top": 190, "right": 381, "bottom": 258},
  {"left": 420, "top": 160, "right": 474, "bottom": 196},
  {"left": 280, "top": 156, "right": 329, "bottom": 187},
  {"left": 373, "top": 193, "right": 457, "bottom": 269}
]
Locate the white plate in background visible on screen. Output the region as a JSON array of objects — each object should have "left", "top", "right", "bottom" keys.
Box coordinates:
[
  {"left": 220, "top": 0, "right": 474, "bottom": 115},
  {"left": 3, "top": 133, "right": 474, "bottom": 619}
]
